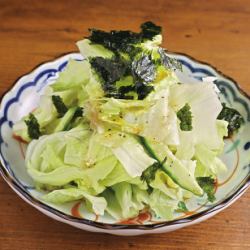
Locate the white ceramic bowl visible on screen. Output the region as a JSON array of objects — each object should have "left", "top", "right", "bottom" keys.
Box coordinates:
[{"left": 0, "top": 52, "right": 249, "bottom": 235}]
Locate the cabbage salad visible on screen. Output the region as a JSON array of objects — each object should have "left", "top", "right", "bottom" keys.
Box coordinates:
[{"left": 13, "top": 22, "right": 244, "bottom": 221}]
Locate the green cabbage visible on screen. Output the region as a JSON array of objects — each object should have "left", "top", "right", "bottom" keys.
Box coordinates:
[
  {"left": 43, "top": 188, "right": 107, "bottom": 215},
  {"left": 13, "top": 23, "right": 233, "bottom": 222}
]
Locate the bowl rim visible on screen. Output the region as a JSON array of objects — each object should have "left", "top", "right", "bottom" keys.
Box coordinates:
[{"left": 0, "top": 52, "right": 249, "bottom": 231}]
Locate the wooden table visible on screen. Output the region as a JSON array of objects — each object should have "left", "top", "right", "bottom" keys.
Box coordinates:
[{"left": 0, "top": 0, "right": 249, "bottom": 249}]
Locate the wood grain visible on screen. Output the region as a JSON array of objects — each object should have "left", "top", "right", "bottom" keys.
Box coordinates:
[{"left": 0, "top": 0, "right": 249, "bottom": 249}]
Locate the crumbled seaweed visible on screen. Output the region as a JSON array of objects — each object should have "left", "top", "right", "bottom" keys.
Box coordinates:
[
  {"left": 24, "top": 113, "right": 41, "bottom": 139},
  {"left": 124, "top": 45, "right": 143, "bottom": 59},
  {"left": 90, "top": 55, "right": 155, "bottom": 99},
  {"left": 177, "top": 103, "right": 193, "bottom": 131},
  {"left": 141, "top": 21, "right": 162, "bottom": 40},
  {"left": 88, "top": 21, "right": 162, "bottom": 58},
  {"left": 117, "top": 82, "right": 153, "bottom": 100},
  {"left": 217, "top": 103, "right": 244, "bottom": 137},
  {"left": 88, "top": 29, "right": 142, "bottom": 55},
  {"left": 118, "top": 85, "right": 135, "bottom": 94},
  {"left": 196, "top": 176, "right": 216, "bottom": 202},
  {"left": 88, "top": 22, "right": 161, "bottom": 100},
  {"left": 90, "top": 56, "right": 129, "bottom": 94},
  {"left": 132, "top": 55, "right": 156, "bottom": 83},
  {"left": 52, "top": 95, "right": 68, "bottom": 118},
  {"left": 72, "top": 107, "right": 83, "bottom": 120},
  {"left": 117, "top": 85, "right": 135, "bottom": 99},
  {"left": 134, "top": 82, "right": 154, "bottom": 100},
  {"left": 158, "top": 48, "right": 182, "bottom": 71}
]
